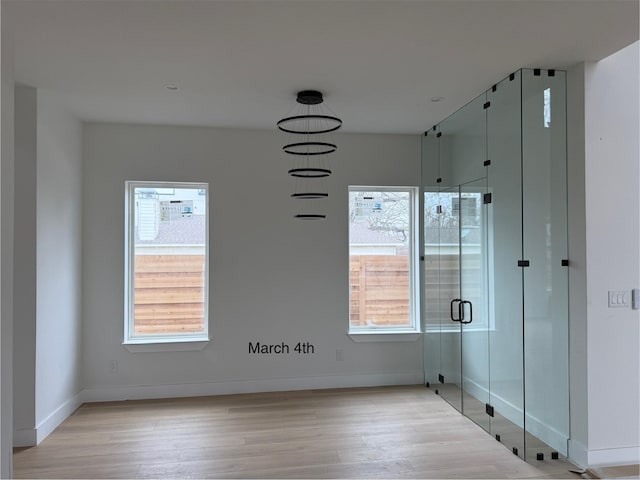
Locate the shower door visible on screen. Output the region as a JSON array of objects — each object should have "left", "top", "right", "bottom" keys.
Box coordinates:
[
  {"left": 435, "top": 185, "right": 462, "bottom": 412},
  {"left": 458, "top": 179, "right": 490, "bottom": 433},
  {"left": 424, "top": 179, "right": 490, "bottom": 435}
]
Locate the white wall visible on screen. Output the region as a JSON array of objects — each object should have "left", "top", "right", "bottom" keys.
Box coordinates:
[
  {"left": 0, "top": 4, "right": 14, "bottom": 476},
  {"left": 13, "top": 86, "right": 37, "bottom": 446},
  {"left": 34, "top": 91, "right": 83, "bottom": 440},
  {"left": 11, "top": 87, "right": 84, "bottom": 446},
  {"left": 82, "top": 124, "right": 422, "bottom": 399},
  {"left": 583, "top": 41, "right": 640, "bottom": 466},
  {"left": 567, "top": 41, "right": 639, "bottom": 469}
]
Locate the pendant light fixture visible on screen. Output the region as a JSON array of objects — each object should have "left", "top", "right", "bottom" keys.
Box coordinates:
[{"left": 277, "top": 90, "right": 342, "bottom": 220}]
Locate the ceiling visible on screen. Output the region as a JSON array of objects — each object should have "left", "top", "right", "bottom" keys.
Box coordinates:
[{"left": 7, "top": 0, "right": 639, "bottom": 134}]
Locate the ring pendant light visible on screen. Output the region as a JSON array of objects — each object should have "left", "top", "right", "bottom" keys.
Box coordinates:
[{"left": 277, "top": 90, "right": 342, "bottom": 220}]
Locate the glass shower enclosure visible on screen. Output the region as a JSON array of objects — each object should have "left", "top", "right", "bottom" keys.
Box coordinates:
[{"left": 422, "top": 69, "right": 569, "bottom": 461}]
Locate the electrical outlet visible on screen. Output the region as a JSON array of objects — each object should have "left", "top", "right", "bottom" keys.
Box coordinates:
[{"left": 608, "top": 291, "right": 629, "bottom": 308}]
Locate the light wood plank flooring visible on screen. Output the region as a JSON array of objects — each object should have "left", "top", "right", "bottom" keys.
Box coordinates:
[{"left": 14, "top": 385, "right": 581, "bottom": 479}]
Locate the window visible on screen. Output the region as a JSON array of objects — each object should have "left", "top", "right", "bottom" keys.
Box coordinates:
[
  {"left": 544, "top": 87, "right": 551, "bottom": 128},
  {"left": 348, "top": 186, "right": 419, "bottom": 333},
  {"left": 125, "top": 181, "right": 209, "bottom": 344}
]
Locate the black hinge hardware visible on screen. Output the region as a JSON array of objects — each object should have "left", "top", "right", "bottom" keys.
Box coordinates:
[
  {"left": 562, "top": 259, "right": 569, "bottom": 266},
  {"left": 485, "top": 403, "right": 495, "bottom": 417},
  {"left": 424, "top": 131, "right": 428, "bottom": 136},
  {"left": 436, "top": 177, "right": 442, "bottom": 184},
  {"left": 512, "top": 447, "right": 518, "bottom": 456},
  {"left": 534, "top": 68, "right": 541, "bottom": 76},
  {"left": 435, "top": 389, "right": 439, "bottom": 395},
  {"left": 495, "top": 434, "right": 501, "bottom": 442},
  {"left": 518, "top": 260, "right": 530, "bottom": 267},
  {"left": 484, "top": 160, "right": 491, "bottom": 166},
  {"left": 509, "top": 72, "right": 516, "bottom": 81},
  {"left": 438, "top": 374, "right": 444, "bottom": 383},
  {"left": 483, "top": 193, "right": 492, "bottom": 204},
  {"left": 437, "top": 132, "right": 442, "bottom": 138},
  {"left": 483, "top": 101, "right": 491, "bottom": 110},
  {"left": 433, "top": 125, "right": 437, "bottom": 131},
  {"left": 551, "top": 452, "right": 559, "bottom": 460},
  {"left": 536, "top": 453, "right": 544, "bottom": 461},
  {"left": 491, "top": 84, "right": 497, "bottom": 92},
  {"left": 420, "top": 255, "right": 425, "bottom": 261},
  {"left": 548, "top": 69, "right": 556, "bottom": 77},
  {"left": 425, "top": 382, "right": 430, "bottom": 388},
  {"left": 436, "top": 205, "right": 443, "bottom": 214}
]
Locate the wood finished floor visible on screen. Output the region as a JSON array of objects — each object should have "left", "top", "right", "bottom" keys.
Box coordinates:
[{"left": 14, "top": 385, "right": 581, "bottom": 479}]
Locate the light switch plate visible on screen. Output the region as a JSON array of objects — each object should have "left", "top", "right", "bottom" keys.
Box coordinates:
[{"left": 608, "top": 290, "right": 629, "bottom": 308}]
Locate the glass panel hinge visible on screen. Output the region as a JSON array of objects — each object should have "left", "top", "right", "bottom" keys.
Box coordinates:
[{"left": 485, "top": 403, "right": 495, "bottom": 417}]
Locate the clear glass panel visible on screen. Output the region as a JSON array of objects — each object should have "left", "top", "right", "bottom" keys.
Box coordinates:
[
  {"left": 522, "top": 69, "right": 569, "bottom": 458},
  {"left": 460, "top": 177, "right": 490, "bottom": 433},
  {"left": 486, "top": 71, "right": 526, "bottom": 459},
  {"left": 423, "top": 132, "right": 441, "bottom": 384},
  {"left": 435, "top": 93, "right": 489, "bottom": 414},
  {"left": 423, "top": 190, "right": 441, "bottom": 383},
  {"left": 131, "top": 185, "right": 207, "bottom": 337},
  {"left": 348, "top": 188, "right": 414, "bottom": 330},
  {"left": 422, "top": 129, "right": 440, "bottom": 188},
  {"left": 436, "top": 186, "right": 462, "bottom": 412},
  {"left": 438, "top": 95, "right": 487, "bottom": 188}
]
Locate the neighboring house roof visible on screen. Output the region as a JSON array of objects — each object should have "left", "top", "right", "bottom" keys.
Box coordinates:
[
  {"left": 350, "top": 222, "right": 407, "bottom": 245},
  {"left": 350, "top": 222, "right": 481, "bottom": 245},
  {"left": 136, "top": 215, "right": 205, "bottom": 245}
]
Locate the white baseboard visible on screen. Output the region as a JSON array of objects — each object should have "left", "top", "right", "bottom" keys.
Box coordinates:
[
  {"left": 35, "top": 393, "right": 83, "bottom": 444},
  {"left": 13, "top": 428, "right": 36, "bottom": 448},
  {"left": 80, "top": 372, "right": 424, "bottom": 403},
  {"left": 462, "top": 377, "right": 569, "bottom": 455},
  {"left": 540, "top": 439, "right": 638, "bottom": 469},
  {"left": 588, "top": 446, "right": 640, "bottom": 467}
]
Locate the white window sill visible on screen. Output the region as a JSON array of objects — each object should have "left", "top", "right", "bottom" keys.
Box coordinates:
[
  {"left": 425, "top": 325, "right": 494, "bottom": 333},
  {"left": 348, "top": 331, "right": 422, "bottom": 342},
  {"left": 123, "top": 338, "right": 209, "bottom": 353}
]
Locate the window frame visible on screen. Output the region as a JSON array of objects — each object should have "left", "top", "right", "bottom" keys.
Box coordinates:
[
  {"left": 124, "top": 180, "right": 210, "bottom": 345},
  {"left": 348, "top": 185, "right": 420, "bottom": 334}
]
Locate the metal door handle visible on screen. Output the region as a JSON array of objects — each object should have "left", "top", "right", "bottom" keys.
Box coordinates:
[
  {"left": 460, "top": 300, "right": 473, "bottom": 324},
  {"left": 450, "top": 299, "right": 463, "bottom": 322}
]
